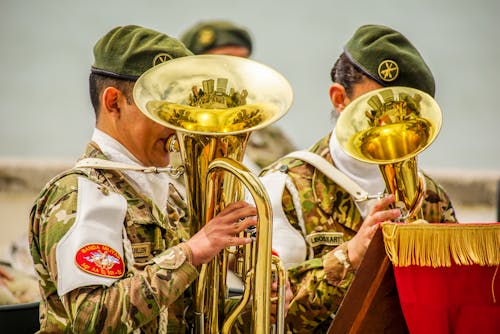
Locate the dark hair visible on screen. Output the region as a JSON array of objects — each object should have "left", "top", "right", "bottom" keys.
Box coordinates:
[
  {"left": 330, "top": 52, "right": 365, "bottom": 98},
  {"left": 89, "top": 73, "right": 135, "bottom": 118}
]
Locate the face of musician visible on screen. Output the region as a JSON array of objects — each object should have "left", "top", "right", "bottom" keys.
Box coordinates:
[
  {"left": 97, "top": 84, "right": 176, "bottom": 167},
  {"left": 90, "top": 25, "right": 194, "bottom": 168}
]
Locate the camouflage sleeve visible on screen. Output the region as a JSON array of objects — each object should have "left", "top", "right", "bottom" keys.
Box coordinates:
[
  {"left": 285, "top": 245, "right": 355, "bottom": 333},
  {"left": 33, "top": 176, "right": 198, "bottom": 332},
  {"left": 60, "top": 259, "right": 197, "bottom": 332},
  {"left": 422, "top": 173, "right": 458, "bottom": 223}
]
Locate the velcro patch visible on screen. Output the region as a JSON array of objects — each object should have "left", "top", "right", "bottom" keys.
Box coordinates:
[
  {"left": 306, "top": 232, "right": 344, "bottom": 248},
  {"left": 75, "top": 244, "right": 125, "bottom": 278},
  {"left": 132, "top": 242, "right": 152, "bottom": 259}
]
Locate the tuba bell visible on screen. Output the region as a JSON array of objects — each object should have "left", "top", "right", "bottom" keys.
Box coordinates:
[
  {"left": 133, "top": 55, "right": 293, "bottom": 333},
  {"left": 335, "top": 86, "right": 442, "bottom": 221}
]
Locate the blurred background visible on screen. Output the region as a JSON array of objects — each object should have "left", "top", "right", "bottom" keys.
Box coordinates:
[
  {"left": 1, "top": 0, "right": 499, "bottom": 170},
  {"left": 0, "top": 0, "right": 499, "bottom": 249}
]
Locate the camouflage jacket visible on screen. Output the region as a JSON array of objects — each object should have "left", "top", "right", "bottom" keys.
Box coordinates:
[
  {"left": 260, "top": 133, "right": 457, "bottom": 333},
  {"left": 29, "top": 142, "right": 198, "bottom": 333}
]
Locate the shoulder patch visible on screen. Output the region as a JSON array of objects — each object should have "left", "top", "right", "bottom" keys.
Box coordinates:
[
  {"left": 56, "top": 176, "right": 127, "bottom": 296},
  {"left": 75, "top": 243, "right": 124, "bottom": 278}
]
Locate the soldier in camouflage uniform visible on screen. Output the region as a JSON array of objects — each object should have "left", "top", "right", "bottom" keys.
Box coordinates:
[
  {"left": 259, "top": 25, "right": 458, "bottom": 333},
  {"left": 180, "top": 20, "right": 296, "bottom": 171},
  {"left": 29, "top": 25, "right": 259, "bottom": 333}
]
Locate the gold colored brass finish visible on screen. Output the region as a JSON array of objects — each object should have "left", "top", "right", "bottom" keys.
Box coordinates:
[
  {"left": 134, "top": 55, "right": 293, "bottom": 333},
  {"left": 336, "top": 87, "right": 442, "bottom": 221},
  {"left": 134, "top": 55, "right": 292, "bottom": 136}
]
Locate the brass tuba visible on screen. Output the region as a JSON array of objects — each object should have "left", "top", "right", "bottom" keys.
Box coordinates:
[
  {"left": 133, "top": 55, "right": 293, "bottom": 333},
  {"left": 335, "top": 87, "right": 442, "bottom": 221}
]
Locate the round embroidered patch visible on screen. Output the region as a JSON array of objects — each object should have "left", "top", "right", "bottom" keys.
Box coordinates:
[
  {"left": 377, "top": 59, "right": 399, "bottom": 82},
  {"left": 75, "top": 244, "right": 125, "bottom": 278},
  {"left": 153, "top": 53, "right": 173, "bottom": 67}
]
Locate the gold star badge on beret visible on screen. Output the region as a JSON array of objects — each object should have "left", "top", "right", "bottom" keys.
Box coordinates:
[
  {"left": 198, "top": 27, "right": 216, "bottom": 47},
  {"left": 153, "top": 53, "right": 173, "bottom": 67},
  {"left": 378, "top": 60, "right": 399, "bottom": 82}
]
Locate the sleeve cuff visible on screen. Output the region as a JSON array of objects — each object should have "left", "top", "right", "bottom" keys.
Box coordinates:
[
  {"left": 322, "top": 242, "right": 354, "bottom": 287},
  {"left": 153, "top": 245, "right": 189, "bottom": 270}
]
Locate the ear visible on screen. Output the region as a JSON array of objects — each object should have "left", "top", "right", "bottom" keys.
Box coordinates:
[
  {"left": 329, "top": 83, "right": 349, "bottom": 113},
  {"left": 102, "top": 86, "right": 121, "bottom": 117},
  {"left": 96, "top": 86, "right": 123, "bottom": 130}
]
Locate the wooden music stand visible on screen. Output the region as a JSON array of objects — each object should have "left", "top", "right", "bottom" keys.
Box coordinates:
[{"left": 327, "top": 228, "right": 408, "bottom": 334}]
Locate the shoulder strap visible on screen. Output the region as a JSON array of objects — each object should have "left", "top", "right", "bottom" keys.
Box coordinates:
[
  {"left": 75, "top": 158, "right": 184, "bottom": 178},
  {"left": 282, "top": 150, "right": 370, "bottom": 202}
]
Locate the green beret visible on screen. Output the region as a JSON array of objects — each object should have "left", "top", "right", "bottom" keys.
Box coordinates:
[
  {"left": 180, "top": 20, "right": 252, "bottom": 55},
  {"left": 344, "top": 24, "right": 435, "bottom": 97},
  {"left": 92, "top": 25, "right": 193, "bottom": 80}
]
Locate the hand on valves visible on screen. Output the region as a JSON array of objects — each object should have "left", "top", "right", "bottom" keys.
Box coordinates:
[{"left": 185, "top": 201, "right": 257, "bottom": 266}]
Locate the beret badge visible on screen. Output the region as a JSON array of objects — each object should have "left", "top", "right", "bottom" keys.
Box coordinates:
[
  {"left": 198, "top": 27, "right": 216, "bottom": 47},
  {"left": 153, "top": 53, "right": 173, "bottom": 67},
  {"left": 378, "top": 59, "right": 399, "bottom": 82}
]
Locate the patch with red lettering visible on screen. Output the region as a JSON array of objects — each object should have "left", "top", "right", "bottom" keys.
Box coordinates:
[{"left": 75, "top": 244, "right": 125, "bottom": 278}]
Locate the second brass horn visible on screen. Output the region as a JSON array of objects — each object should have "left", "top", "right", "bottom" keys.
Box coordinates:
[
  {"left": 134, "top": 55, "right": 293, "bottom": 334},
  {"left": 335, "top": 86, "right": 442, "bottom": 221}
]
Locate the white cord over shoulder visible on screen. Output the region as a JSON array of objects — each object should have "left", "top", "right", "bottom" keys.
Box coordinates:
[
  {"left": 282, "top": 151, "right": 371, "bottom": 202},
  {"left": 75, "top": 158, "right": 184, "bottom": 179}
]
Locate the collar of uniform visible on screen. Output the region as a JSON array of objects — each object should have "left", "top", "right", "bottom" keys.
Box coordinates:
[
  {"left": 91, "top": 128, "right": 170, "bottom": 214},
  {"left": 80, "top": 141, "right": 167, "bottom": 230},
  {"left": 329, "top": 129, "right": 385, "bottom": 194},
  {"left": 329, "top": 129, "right": 385, "bottom": 218}
]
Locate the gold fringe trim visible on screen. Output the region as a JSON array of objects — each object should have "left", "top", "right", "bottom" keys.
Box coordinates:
[{"left": 381, "top": 222, "right": 500, "bottom": 267}]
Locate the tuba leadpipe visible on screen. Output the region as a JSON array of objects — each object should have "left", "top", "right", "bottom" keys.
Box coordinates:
[
  {"left": 133, "top": 55, "right": 293, "bottom": 333},
  {"left": 335, "top": 86, "right": 442, "bottom": 222}
]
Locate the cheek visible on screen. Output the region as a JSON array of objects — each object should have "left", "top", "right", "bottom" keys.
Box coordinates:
[{"left": 150, "top": 126, "right": 172, "bottom": 150}]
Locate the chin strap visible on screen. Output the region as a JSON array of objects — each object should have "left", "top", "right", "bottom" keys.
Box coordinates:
[{"left": 75, "top": 158, "right": 185, "bottom": 179}]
